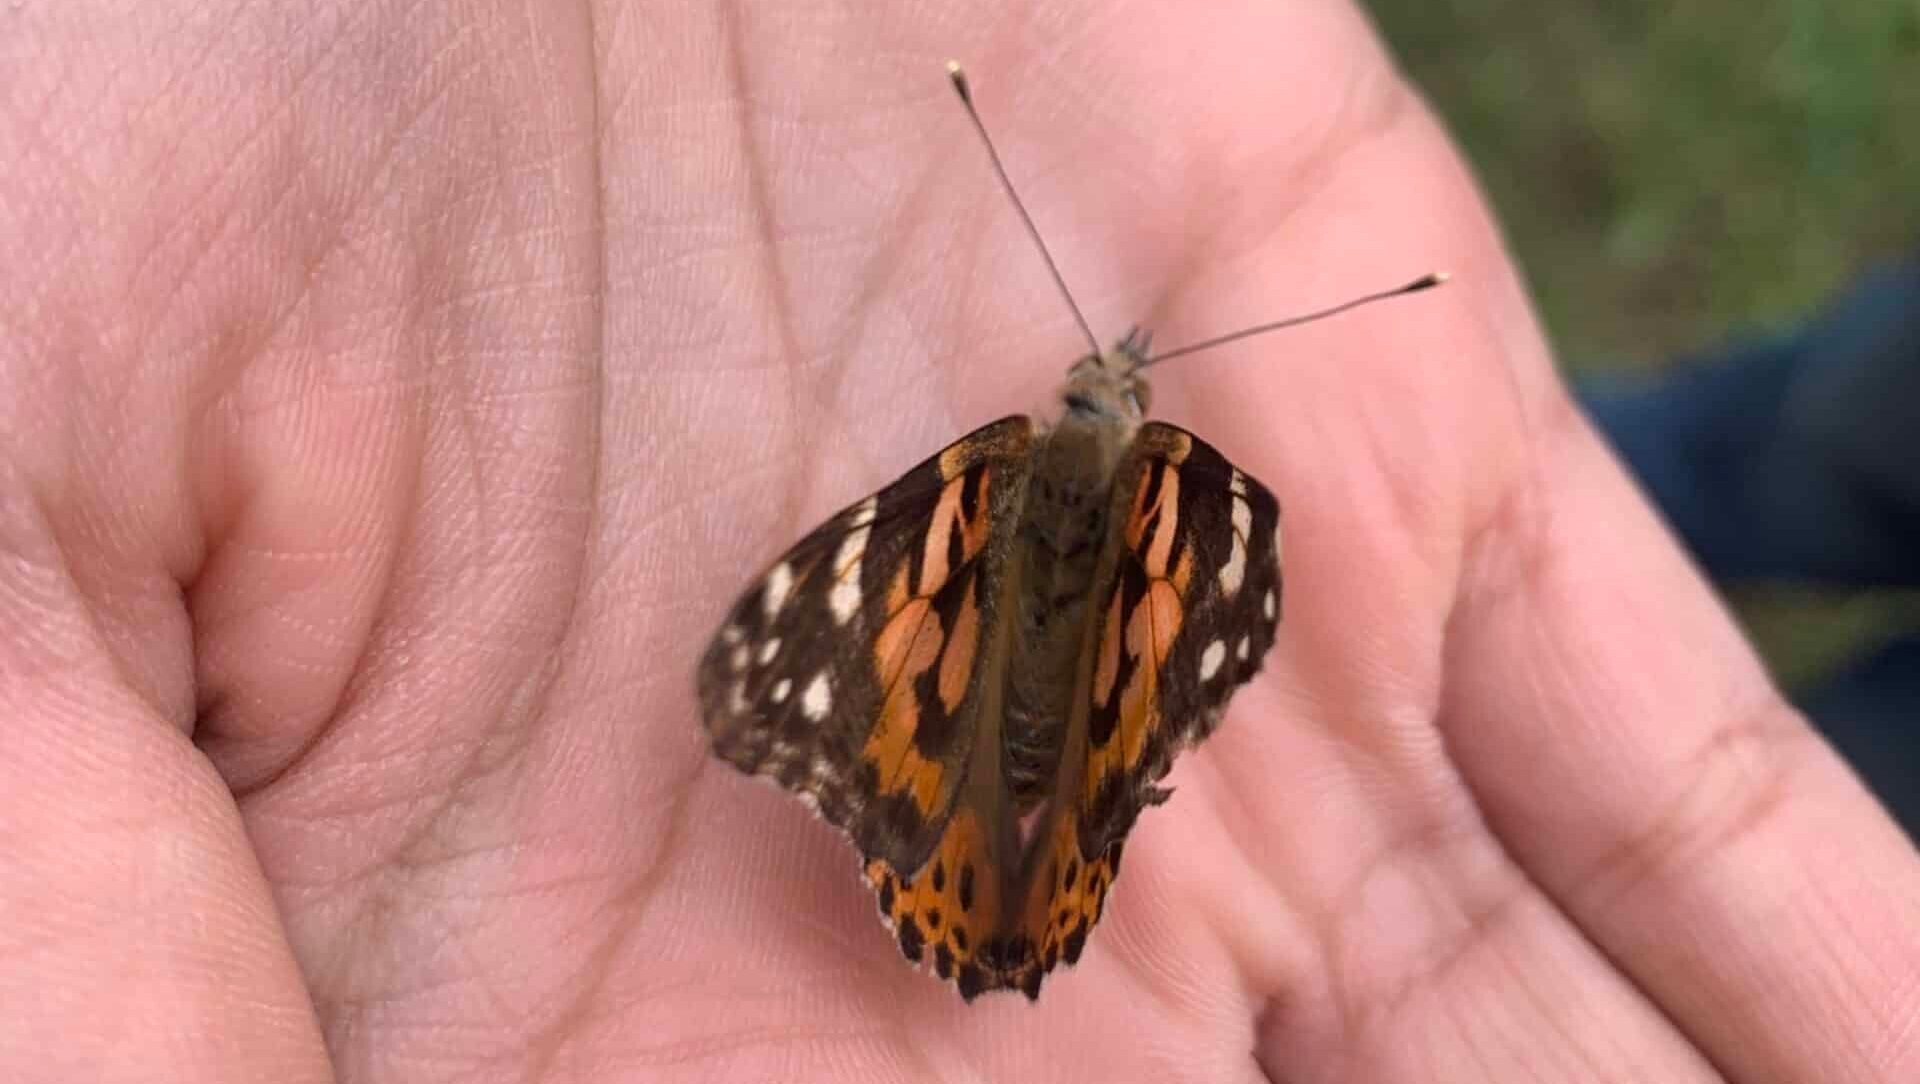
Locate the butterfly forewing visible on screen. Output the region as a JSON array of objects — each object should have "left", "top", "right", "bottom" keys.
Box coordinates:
[
  {"left": 697, "top": 416, "right": 1034, "bottom": 878},
  {"left": 1087, "top": 422, "right": 1282, "bottom": 830}
]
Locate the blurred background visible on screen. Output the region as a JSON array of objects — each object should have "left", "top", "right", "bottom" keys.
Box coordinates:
[{"left": 1369, "top": 0, "right": 1920, "bottom": 829}]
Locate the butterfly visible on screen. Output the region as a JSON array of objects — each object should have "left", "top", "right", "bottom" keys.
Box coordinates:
[{"left": 695, "top": 63, "right": 1439, "bottom": 1001}]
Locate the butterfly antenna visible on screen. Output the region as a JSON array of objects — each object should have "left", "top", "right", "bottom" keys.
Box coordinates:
[
  {"left": 1143, "top": 273, "right": 1449, "bottom": 366},
  {"left": 947, "top": 61, "right": 1102, "bottom": 357}
]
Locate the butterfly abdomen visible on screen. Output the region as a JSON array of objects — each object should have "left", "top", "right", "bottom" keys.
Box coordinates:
[{"left": 1004, "top": 415, "right": 1132, "bottom": 809}]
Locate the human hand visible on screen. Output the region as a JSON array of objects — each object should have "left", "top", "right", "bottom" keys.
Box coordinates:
[{"left": 3, "top": 1, "right": 1916, "bottom": 1081}]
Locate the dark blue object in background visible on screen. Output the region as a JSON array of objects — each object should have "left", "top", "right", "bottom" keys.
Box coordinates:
[{"left": 1580, "top": 254, "right": 1920, "bottom": 837}]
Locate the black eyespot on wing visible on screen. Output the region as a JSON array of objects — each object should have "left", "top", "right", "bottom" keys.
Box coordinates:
[
  {"left": 897, "top": 914, "right": 925, "bottom": 963},
  {"left": 1018, "top": 969, "right": 1042, "bottom": 1001},
  {"left": 1062, "top": 916, "right": 1089, "bottom": 965},
  {"left": 957, "top": 964, "right": 987, "bottom": 1002}
]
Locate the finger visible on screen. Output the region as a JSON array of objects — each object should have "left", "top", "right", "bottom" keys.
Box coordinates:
[{"left": 1443, "top": 392, "right": 1920, "bottom": 1082}]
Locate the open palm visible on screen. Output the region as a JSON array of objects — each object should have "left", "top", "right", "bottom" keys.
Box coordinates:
[{"left": 4, "top": 1, "right": 1917, "bottom": 1081}]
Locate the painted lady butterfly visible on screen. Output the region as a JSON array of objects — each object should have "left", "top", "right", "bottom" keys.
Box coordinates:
[{"left": 697, "top": 63, "right": 1442, "bottom": 1001}]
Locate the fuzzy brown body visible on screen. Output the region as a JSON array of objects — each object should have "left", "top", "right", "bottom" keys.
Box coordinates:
[
  {"left": 697, "top": 332, "right": 1283, "bottom": 1000},
  {"left": 1004, "top": 396, "right": 1138, "bottom": 811}
]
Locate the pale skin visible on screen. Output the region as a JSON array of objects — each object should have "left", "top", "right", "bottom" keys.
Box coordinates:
[{"left": 3, "top": 0, "right": 1918, "bottom": 1080}]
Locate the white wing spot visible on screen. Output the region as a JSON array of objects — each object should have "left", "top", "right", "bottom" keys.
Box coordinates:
[
  {"left": 802, "top": 672, "right": 832, "bottom": 721},
  {"left": 1219, "top": 494, "right": 1252, "bottom": 595},
  {"left": 720, "top": 624, "right": 744, "bottom": 645},
  {"left": 1231, "top": 494, "right": 1252, "bottom": 538},
  {"left": 829, "top": 579, "right": 862, "bottom": 624},
  {"left": 728, "top": 680, "right": 749, "bottom": 714},
  {"left": 757, "top": 637, "right": 781, "bottom": 665},
  {"left": 729, "top": 644, "right": 750, "bottom": 672},
  {"left": 829, "top": 500, "right": 875, "bottom": 625},
  {"left": 1218, "top": 538, "right": 1246, "bottom": 595},
  {"left": 1236, "top": 636, "right": 1250, "bottom": 662},
  {"left": 770, "top": 677, "right": 792, "bottom": 704},
  {"left": 1200, "top": 640, "right": 1227, "bottom": 680},
  {"left": 763, "top": 562, "right": 795, "bottom": 617},
  {"left": 1263, "top": 589, "right": 1277, "bottom": 621}
]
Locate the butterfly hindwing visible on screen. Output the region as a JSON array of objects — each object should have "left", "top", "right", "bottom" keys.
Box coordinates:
[
  {"left": 697, "top": 416, "right": 1035, "bottom": 880},
  {"left": 862, "top": 798, "right": 1017, "bottom": 995},
  {"left": 997, "top": 421, "right": 1284, "bottom": 997}
]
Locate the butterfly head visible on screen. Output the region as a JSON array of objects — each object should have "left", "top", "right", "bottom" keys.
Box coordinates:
[{"left": 1062, "top": 327, "right": 1154, "bottom": 421}]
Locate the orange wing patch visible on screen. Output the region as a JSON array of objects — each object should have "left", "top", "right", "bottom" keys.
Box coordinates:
[
  {"left": 1124, "top": 454, "right": 1180, "bottom": 572},
  {"left": 866, "top": 805, "right": 1002, "bottom": 990},
  {"left": 1084, "top": 458, "right": 1196, "bottom": 794},
  {"left": 865, "top": 593, "right": 948, "bottom": 815},
  {"left": 915, "top": 465, "right": 995, "bottom": 593},
  {"left": 1020, "top": 806, "right": 1117, "bottom": 980},
  {"left": 938, "top": 588, "right": 981, "bottom": 712},
  {"left": 868, "top": 800, "right": 1112, "bottom": 1002},
  {"left": 860, "top": 462, "right": 999, "bottom": 819}
]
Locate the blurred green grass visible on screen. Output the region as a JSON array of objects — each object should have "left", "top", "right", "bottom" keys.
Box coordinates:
[{"left": 1369, "top": 0, "right": 1920, "bottom": 691}]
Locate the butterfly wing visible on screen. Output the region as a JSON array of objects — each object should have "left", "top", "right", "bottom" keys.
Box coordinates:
[
  {"left": 982, "top": 421, "right": 1285, "bottom": 998},
  {"left": 697, "top": 415, "right": 1034, "bottom": 889},
  {"left": 1077, "top": 421, "right": 1282, "bottom": 841}
]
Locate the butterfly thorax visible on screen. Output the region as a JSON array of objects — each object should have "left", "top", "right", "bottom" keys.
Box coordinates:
[{"left": 1003, "top": 338, "right": 1152, "bottom": 810}]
